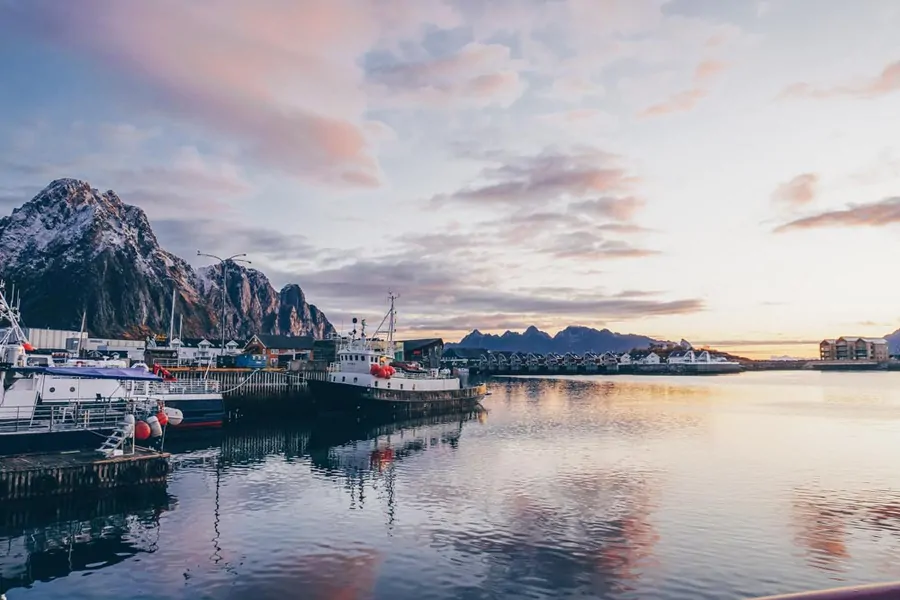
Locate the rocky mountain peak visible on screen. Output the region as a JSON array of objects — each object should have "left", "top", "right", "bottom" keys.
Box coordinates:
[{"left": 0, "top": 179, "right": 334, "bottom": 340}]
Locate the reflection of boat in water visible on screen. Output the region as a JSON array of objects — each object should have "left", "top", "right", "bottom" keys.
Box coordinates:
[
  {"left": 306, "top": 411, "right": 475, "bottom": 475},
  {"left": 0, "top": 488, "right": 171, "bottom": 595}
]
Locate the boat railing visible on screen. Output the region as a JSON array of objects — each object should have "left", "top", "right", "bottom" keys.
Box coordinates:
[
  {"left": 147, "top": 379, "right": 220, "bottom": 395},
  {"left": 0, "top": 400, "right": 131, "bottom": 435}
]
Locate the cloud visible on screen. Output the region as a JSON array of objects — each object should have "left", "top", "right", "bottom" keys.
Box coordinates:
[
  {"left": 543, "top": 234, "right": 661, "bottom": 260},
  {"left": 3, "top": 0, "right": 467, "bottom": 186},
  {"left": 152, "top": 218, "right": 326, "bottom": 272},
  {"left": 773, "top": 197, "right": 900, "bottom": 233},
  {"left": 296, "top": 255, "right": 701, "bottom": 323},
  {"left": 771, "top": 173, "right": 819, "bottom": 209},
  {"left": 639, "top": 59, "right": 728, "bottom": 117},
  {"left": 432, "top": 147, "right": 638, "bottom": 206},
  {"left": 568, "top": 196, "right": 646, "bottom": 221},
  {"left": 366, "top": 42, "right": 526, "bottom": 108},
  {"left": 779, "top": 60, "right": 900, "bottom": 100}
]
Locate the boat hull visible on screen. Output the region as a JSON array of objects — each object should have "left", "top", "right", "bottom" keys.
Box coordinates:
[
  {"left": 0, "top": 429, "right": 116, "bottom": 456},
  {"left": 307, "top": 379, "right": 486, "bottom": 418},
  {"left": 160, "top": 395, "right": 225, "bottom": 430}
]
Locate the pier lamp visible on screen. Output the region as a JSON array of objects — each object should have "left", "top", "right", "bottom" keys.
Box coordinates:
[{"left": 197, "top": 251, "right": 252, "bottom": 354}]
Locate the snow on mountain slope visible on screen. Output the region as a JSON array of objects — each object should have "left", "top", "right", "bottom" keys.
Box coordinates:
[{"left": 0, "top": 179, "right": 334, "bottom": 339}]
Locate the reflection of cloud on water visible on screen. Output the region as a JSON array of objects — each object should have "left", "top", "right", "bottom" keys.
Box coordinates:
[
  {"left": 208, "top": 549, "right": 383, "bottom": 600},
  {"left": 428, "top": 466, "right": 661, "bottom": 596},
  {"left": 791, "top": 487, "right": 900, "bottom": 574}
]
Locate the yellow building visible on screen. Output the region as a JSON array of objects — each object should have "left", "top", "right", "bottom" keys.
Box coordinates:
[{"left": 820, "top": 337, "right": 889, "bottom": 362}]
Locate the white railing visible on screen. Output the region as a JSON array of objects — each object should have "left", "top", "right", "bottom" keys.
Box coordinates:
[
  {"left": 146, "top": 379, "right": 220, "bottom": 395},
  {"left": 0, "top": 401, "right": 130, "bottom": 435}
]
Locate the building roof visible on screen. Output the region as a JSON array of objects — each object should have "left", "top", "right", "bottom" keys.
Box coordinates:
[
  {"left": 401, "top": 338, "right": 444, "bottom": 352},
  {"left": 247, "top": 334, "right": 315, "bottom": 350},
  {"left": 442, "top": 347, "right": 482, "bottom": 359}
]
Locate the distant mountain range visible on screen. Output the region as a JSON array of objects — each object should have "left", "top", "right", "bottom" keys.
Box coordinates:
[
  {"left": 0, "top": 179, "right": 334, "bottom": 340},
  {"left": 446, "top": 325, "right": 661, "bottom": 355},
  {"left": 887, "top": 329, "right": 900, "bottom": 353}
]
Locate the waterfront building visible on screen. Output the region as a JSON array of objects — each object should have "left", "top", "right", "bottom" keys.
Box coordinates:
[
  {"left": 401, "top": 338, "right": 444, "bottom": 367},
  {"left": 820, "top": 337, "right": 889, "bottom": 361},
  {"left": 245, "top": 335, "right": 315, "bottom": 368}
]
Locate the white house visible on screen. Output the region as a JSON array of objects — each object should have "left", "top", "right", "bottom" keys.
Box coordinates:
[{"left": 667, "top": 350, "right": 696, "bottom": 364}]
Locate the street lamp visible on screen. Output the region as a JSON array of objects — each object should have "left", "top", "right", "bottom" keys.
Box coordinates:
[{"left": 197, "top": 251, "right": 251, "bottom": 353}]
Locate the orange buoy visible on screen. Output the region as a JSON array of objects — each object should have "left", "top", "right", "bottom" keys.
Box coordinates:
[
  {"left": 156, "top": 411, "right": 168, "bottom": 426},
  {"left": 22, "top": 342, "right": 35, "bottom": 352},
  {"left": 134, "top": 421, "right": 151, "bottom": 441}
]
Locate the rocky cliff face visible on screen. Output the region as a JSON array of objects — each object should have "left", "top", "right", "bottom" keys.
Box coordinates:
[{"left": 0, "top": 179, "right": 334, "bottom": 340}]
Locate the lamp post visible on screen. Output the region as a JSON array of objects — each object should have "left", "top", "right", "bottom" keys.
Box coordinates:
[{"left": 197, "top": 251, "right": 251, "bottom": 354}]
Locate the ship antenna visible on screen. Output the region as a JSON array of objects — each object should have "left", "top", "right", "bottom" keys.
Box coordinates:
[{"left": 387, "top": 291, "right": 399, "bottom": 346}]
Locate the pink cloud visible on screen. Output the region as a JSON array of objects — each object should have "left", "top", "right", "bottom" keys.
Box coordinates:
[
  {"left": 640, "top": 88, "right": 708, "bottom": 117},
  {"left": 432, "top": 148, "right": 638, "bottom": 206},
  {"left": 694, "top": 60, "right": 728, "bottom": 83},
  {"left": 780, "top": 60, "right": 900, "bottom": 100},
  {"left": 6, "top": 0, "right": 460, "bottom": 186},
  {"left": 639, "top": 58, "right": 727, "bottom": 117},
  {"left": 773, "top": 197, "right": 900, "bottom": 232},
  {"left": 366, "top": 42, "right": 526, "bottom": 108},
  {"left": 771, "top": 173, "right": 819, "bottom": 208}
]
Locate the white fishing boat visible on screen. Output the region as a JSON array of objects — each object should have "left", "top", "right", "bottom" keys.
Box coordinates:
[{"left": 306, "top": 293, "right": 486, "bottom": 414}]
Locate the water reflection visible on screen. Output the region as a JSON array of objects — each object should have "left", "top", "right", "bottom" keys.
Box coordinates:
[
  {"left": 792, "top": 487, "right": 900, "bottom": 574},
  {"left": 15, "top": 373, "right": 900, "bottom": 599},
  {"left": 0, "top": 489, "right": 172, "bottom": 595}
]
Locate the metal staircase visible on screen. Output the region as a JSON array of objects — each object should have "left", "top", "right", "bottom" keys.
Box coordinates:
[{"left": 97, "top": 425, "right": 130, "bottom": 457}]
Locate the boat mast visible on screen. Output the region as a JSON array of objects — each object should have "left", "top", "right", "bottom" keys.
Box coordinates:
[
  {"left": 0, "top": 280, "right": 29, "bottom": 347},
  {"left": 387, "top": 291, "right": 398, "bottom": 347}
]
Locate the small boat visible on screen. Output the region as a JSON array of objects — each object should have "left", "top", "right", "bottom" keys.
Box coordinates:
[{"left": 306, "top": 293, "right": 486, "bottom": 415}]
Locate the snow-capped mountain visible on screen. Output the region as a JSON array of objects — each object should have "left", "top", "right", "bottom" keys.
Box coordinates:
[{"left": 0, "top": 179, "right": 334, "bottom": 339}]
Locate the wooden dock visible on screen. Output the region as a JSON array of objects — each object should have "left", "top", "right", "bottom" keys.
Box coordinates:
[
  {"left": 0, "top": 449, "right": 170, "bottom": 501},
  {"left": 170, "top": 367, "right": 306, "bottom": 398}
]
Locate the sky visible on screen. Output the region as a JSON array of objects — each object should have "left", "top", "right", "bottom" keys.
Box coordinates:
[{"left": 0, "top": 0, "right": 899, "bottom": 359}]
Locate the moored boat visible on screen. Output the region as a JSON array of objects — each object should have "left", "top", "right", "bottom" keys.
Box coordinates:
[{"left": 306, "top": 293, "right": 487, "bottom": 416}]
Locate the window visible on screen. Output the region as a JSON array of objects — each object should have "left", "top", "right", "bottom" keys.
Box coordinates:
[
  {"left": 375, "top": 381, "right": 378, "bottom": 387},
  {"left": 69, "top": 387, "right": 75, "bottom": 392},
  {"left": 353, "top": 377, "right": 358, "bottom": 383},
  {"left": 49, "top": 387, "right": 56, "bottom": 392},
  {"left": 342, "top": 376, "right": 345, "bottom": 382},
  {"left": 400, "top": 384, "right": 404, "bottom": 390}
]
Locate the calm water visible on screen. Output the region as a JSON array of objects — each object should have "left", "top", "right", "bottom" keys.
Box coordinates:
[{"left": 5, "top": 371, "right": 900, "bottom": 599}]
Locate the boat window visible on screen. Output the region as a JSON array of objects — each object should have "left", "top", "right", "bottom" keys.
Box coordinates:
[
  {"left": 375, "top": 381, "right": 378, "bottom": 387},
  {"left": 49, "top": 387, "right": 55, "bottom": 392},
  {"left": 387, "top": 383, "right": 391, "bottom": 388},
  {"left": 342, "top": 376, "right": 345, "bottom": 382},
  {"left": 400, "top": 384, "right": 404, "bottom": 390},
  {"left": 353, "top": 377, "right": 358, "bottom": 383}
]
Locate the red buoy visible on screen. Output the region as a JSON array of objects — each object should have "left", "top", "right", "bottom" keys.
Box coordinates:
[
  {"left": 134, "top": 421, "right": 151, "bottom": 441},
  {"left": 370, "top": 364, "right": 380, "bottom": 376},
  {"left": 156, "top": 411, "right": 168, "bottom": 427},
  {"left": 22, "top": 342, "right": 35, "bottom": 352}
]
